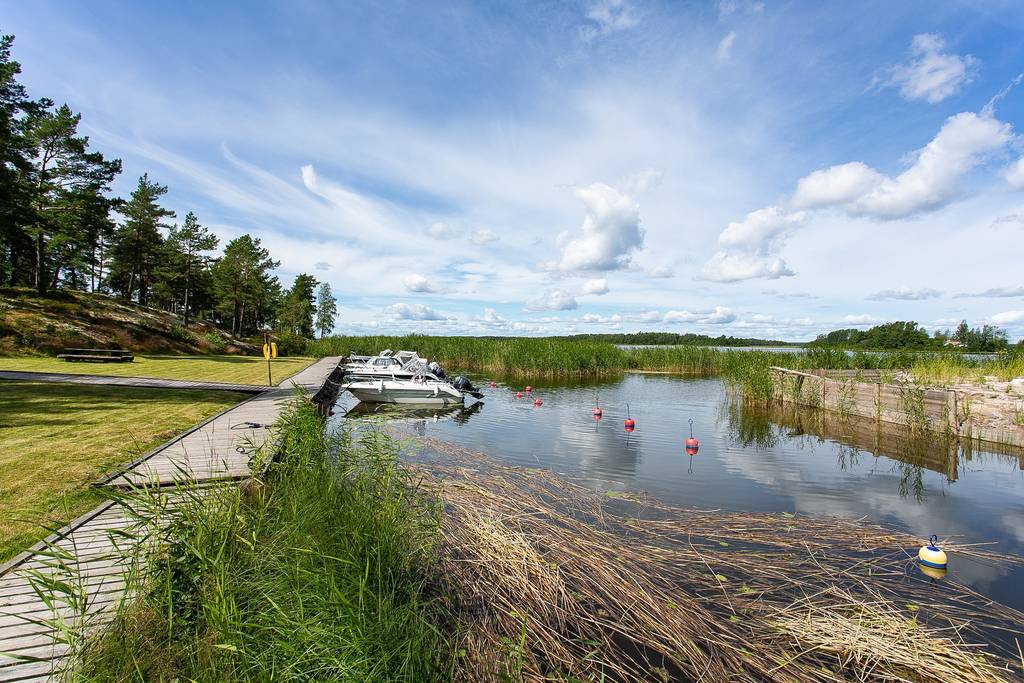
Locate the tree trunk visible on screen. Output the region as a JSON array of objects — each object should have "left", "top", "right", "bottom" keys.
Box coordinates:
[
  {"left": 35, "top": 229, "right": 46, "bottom": 295},
  {"left": 182, "top": 260, "right": 192, "bottom": 327}
]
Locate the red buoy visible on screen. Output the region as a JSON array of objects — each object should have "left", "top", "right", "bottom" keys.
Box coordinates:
[
  {"left": 593, "top": 395, "right": 602, "bottom": 417},
  {"left": 533, "top": 398, "right": 543, "bottom": 406},
  {"left": 525, "top": 385, "right": 533, "bottom": 393},
  {"left": 685, "top": 445, "right": 699, "bottom": 456},
  {"left": 488, "top": 381, "right": 497, "bottom": 388},
  {"left": 514, "top": 391, "right": 523, "bottom": 399},
  {"left": 685, "top": 419, "right": 699, "bottom": 450},
  {"left": 624, "top": 403, "right": 635, "bottom": 431}
]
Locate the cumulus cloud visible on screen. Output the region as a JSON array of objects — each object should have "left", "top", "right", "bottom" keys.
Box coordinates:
[
  {"left": 313, "top": 261, "right": 331, "bottom": 271},
  {"left": 794, "top": 113, "right": 1012, "bottom": 219},
  {"left": 702, "top": 251, "right": 794, "bottom": 282},
  {"left": 706, "top": 109, "right": 1013, "bottom": 282},
  {"left": 991, "top": 310, "right": 1024, "bottom": 324},
  {"left": 642, "top": 264, "right": 673, "bottom": 278},
  {"left": 1004, "top": 157, "right": 1024, "bottom": 189},
  {"left": 842, "top": 314, "right": 876, "bottom": 325},
  {"left": 477, "top": 308, "right": 508, "bottom": 326},
  {"left": 717, "top": 31, "right": 737, "bottom": 61},
  {"left": 581, "top": 278, "right": 610, "bottom": 295},
  {"left": 865, "top": 287, "right": 942, "bottom": 301},
  {"left": 426, "top": 222, "right": 460, "bottom": 240},
  {"left": 525, "top": 289, "right": 579, "bottom": 312},
  {"left": 663, "top": 306, "right": 736, "bottom": 324},
  {"left": 580, "top": 0, "right": 639, "bottom": 41},
  {"left": 582, "top": 313, "right": 622, "bottom": 324},
  {"left": 469, "top": 228, "right": 500, "bottom": 245},
  {"left": 702, "top": 207, "right": 803, "bottom": 282},
  {"left": 882, "top": 34, "right": 978, "bottom": 104},
  {"left": 552, "top": 182, "right": 644, "bottom": 272},
  {"left": 954, "top": 286, "right": 1024, "bottom": 299},
  {"left": 387, "top": 303, "right": 450, "bottom": 321},
  {"left": 791, "top": 162, "right": 885, "bottom": 210},
  {"left": 402, "top": 273, "right": 443, "bottom": 293}
]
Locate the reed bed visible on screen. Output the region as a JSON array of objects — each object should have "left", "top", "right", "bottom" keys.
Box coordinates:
[{"left": 397, "top": 434, "right": 1024, "bottom": 682}]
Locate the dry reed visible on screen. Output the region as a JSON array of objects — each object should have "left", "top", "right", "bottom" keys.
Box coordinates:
[{"left": 388, "top": 433, "right": 1024, "bottom": 682}]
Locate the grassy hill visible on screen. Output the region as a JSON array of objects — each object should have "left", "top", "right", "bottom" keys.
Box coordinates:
[{"left": 0, "top": 287, "right": 254, "bottom": 355}]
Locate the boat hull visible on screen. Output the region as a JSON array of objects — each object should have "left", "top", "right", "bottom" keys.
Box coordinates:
[{"left": 344, "top": 380, "right": 466, "bottom": 405}]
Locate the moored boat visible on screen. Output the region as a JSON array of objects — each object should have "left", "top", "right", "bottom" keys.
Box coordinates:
[{"left": 342, "top": 375, "right": 483, "bottom": 405}]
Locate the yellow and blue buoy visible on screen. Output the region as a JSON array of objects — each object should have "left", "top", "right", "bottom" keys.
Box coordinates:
[{"left": 918, "top": 535, "right": 947, "bottom": 574}]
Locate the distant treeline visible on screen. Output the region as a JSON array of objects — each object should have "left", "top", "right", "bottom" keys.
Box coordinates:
[
  {"left": 0, "top": 36, "right": 336, "bottom": 343},
  {"left": 810, "top": 321, "right": 1016, "bottom": 352},
  {"left": 553, "top": 332, "right": 798, "bottom": 347}
]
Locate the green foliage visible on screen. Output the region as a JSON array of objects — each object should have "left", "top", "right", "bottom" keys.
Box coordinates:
[
  {"left": 202, "top": 329, "right": 226, "bottom": 353},
  {"left": 78, "top": 400, "right": 451, "bottom": 681},
  {"left": 106, "top": 174, "right": 174, "bottom": 304},
  {"left": 813, "top": 320, "right": 1011, "bottom": 352},
  {"left": 277, "top": 273, "right": 318, "bottom": 338},
  {"left": 315, "top": 282, "right": 337, "bottom": 338},
  {"left": 562, "top": 331, "right": 794, "bottom": 346},
  {"left": 212, "top": 235, "right": 281, "bottom": 335}
]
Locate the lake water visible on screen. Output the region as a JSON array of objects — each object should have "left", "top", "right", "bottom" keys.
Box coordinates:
[{"left": 332, "top": 373, "right": 1024, "bottom": 612}]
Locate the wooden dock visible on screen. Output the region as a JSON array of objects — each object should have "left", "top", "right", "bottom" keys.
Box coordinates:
[{"left": 0, "top": 357, "right": 342, "bottom": 681}]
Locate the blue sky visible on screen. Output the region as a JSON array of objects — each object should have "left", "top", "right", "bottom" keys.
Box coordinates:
[{"left": 6, "top": 0, "right": 1024, "bottom": 340}]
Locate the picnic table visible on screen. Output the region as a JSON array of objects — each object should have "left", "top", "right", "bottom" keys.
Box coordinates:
[{"left": 57, "top": 348, "right": 135, "bottom": 362}]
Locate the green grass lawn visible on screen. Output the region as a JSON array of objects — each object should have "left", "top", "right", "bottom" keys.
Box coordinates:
[
  {"left": 0, "top": 354, "right": 315, "bottom": 386},
  {"left": 0, "top": 380, "right": 248, "bottom": 561}
]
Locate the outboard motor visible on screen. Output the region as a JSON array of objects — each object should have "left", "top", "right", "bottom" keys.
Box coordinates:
[
  {"left": 428, "top": 361, "right": 447, "bottom": 380},
  {"left": 451, "top": 375, "right": 484, "bottom": 399}
]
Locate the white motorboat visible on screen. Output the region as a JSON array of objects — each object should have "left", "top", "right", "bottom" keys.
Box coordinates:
[
  {"left": 344, "top": 350, "right": 448, "bottom": 381},
  {"left": 343, "top": 376, "right": 482, "bottom": 405}
]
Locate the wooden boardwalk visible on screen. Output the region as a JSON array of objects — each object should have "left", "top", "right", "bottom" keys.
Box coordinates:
[
  {"left": 0, "top": 370, "right": 267, "bottom": 394},
  {"left": 0, "top": 357, "right": 342, "bottom": 681}
]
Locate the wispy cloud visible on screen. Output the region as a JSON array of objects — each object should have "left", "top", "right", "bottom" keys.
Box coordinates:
[
  {"left": 866, "top": 287, "right": 942, "bottom": 301},
  {"left": 878, "top": 34, "right": 978, "bottom": 104}
]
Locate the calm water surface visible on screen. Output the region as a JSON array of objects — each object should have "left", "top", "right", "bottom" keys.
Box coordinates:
[{"left": 334, "top": 373, "right": 1024, "bottom": 610}]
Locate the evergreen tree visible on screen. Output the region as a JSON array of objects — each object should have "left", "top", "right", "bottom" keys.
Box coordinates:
[
  {"left": 0, "top": 35, "right": 38, "bottom": 287},
  {"left": 23, "top": 103, "right": 121, "bottom": 294},
  {"left": 166, "top": 212, "right": 218, "bottom": 326},
  {"left": 315, "top": 282, "right": 337, "bottom": 338},
  {"left": 279, "top": 273, "right": 318, "bottom": 338},
  {"left": 107, "top": 174, "right": 174, "bottom": 304},
  {"left": 212, "top": 235, "right": 280, "bottom": 334}
]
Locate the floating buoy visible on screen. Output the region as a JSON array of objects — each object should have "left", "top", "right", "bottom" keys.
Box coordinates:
[
  {"left": 918, "top": 564, "right": 947, "bottom": 580},
  {"left": 514, "top": 391, "right": 523, "bottom": 399},
  {"left": 918, "top": 535, "right": 947, "bottom": 571},
  {"left": 488, "top": 381, "right": 497, "bottom": 388},
  {"left": 525, "top": 385, "right": 532, "bottom": 393},
  {"left": 593, "top": 395, "right": 602, "bottom": 417},
  {"left": 533, "top": 398, "right": 543, "bottom": 406},
  {"left": 685, "top": 418, "right": 699, "bottom": 452},
  {"left": 624, "top": 403, "right": 635, "bottom": 432}
]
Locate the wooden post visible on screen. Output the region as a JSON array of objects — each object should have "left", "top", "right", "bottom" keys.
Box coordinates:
[{"left": 264, "top": 333, "right": 272, "bottom": 387}]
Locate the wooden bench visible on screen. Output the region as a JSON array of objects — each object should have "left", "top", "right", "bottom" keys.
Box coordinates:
[{"left": 57, "top": 348, "right": 135, "bottom": 363}]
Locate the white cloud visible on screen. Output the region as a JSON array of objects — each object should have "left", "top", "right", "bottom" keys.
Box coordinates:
[
  {"left": 882, "top": 34, "right": 978, "bottom": 104},
  {"left": 702, "top": 251, "right": 794, "bottom": 282},
  {"left": 552, "top": 182, "right": 644, "bottom": 272},
  {"left": 477, "top": 308, "right": 508, "bottom": 326},
  {"left": 402, "top": 273, "right": 443, "bottom": 293},
  {"left": 791, "top": 162, "right": 886, "bottom": 210},
  {"left": 642, "top": 264, "right": 673, "bottom": 278},
  {"left": 718, "top": 0, "right": 764, "bottom": 18},
  {"left": 582, "top": 313, "right": 622, "bottom": 324},
  {"left": 717, "top": 206, "right": 806, "bottom": 249},
  {"left": 865, "top": 287, "right": 942, "bottom": 301},
  {"left": 1004, "top": 157, "right": 1024, "bottom": 190},
  {"left": 313, "top": 261, "right": 331, "bottom": 271},
  {"left": 842, "top": 314, "right": 876, "bottom": 325},
  {"left": 954, "top": 286, "right": 1024, "bottom": 299},
  {"left": 991, "top": 310, "right": 1024, "bottom": 324},
  {"left": 581, "top": 278, "right": 610, "bottom": 295},
  {"left": 663, "top": 306, "right": 736, "bottom": 324},
  {"left": 469, "top": 228, "right": 500, "bottom": 245},
  {"left": 717, "top": 31, "right": 737, "bottom": 61},
  {"left": 525, "top": 289, "right": 579, "bottom": 311},
  {"left": 387, "top": 303, "right": 450, "bottom": 320},
  {"left": 426, "top": 222, "right": 460, "bottom": 240},
  {"left": 581, "top": 0, "right": 639, "bottom": 41},
  {"left": 793, "top": 113, "right": 1012, "bottom": 219}
]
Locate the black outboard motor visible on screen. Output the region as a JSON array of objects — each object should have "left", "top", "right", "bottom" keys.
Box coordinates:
[
  {"left": 428, "top": 361, "right": 447, "bottom": 380},
  {"left": 451, "top": 375, "right": 484, "bottom": 399}
]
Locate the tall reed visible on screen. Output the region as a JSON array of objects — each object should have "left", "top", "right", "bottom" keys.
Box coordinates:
[{"left": 77, "top": 399, "right": 451, "bottom": 681}]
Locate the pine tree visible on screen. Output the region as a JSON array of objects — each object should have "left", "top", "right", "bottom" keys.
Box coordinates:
[
  {"left": 212, "top": 235, "right": 280, "bottom": 334},
  {"left": 108, "top": 174, "right": 174, "bottom": 304},
  {"left": 166, "top": 212, "right": 218, "bottom": 326},
  {"left": 315, "top": 282, "right": 337, "bottom": 338},
  {"left": 279, "top": 273, "right": 318, "bottom": 338}
]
